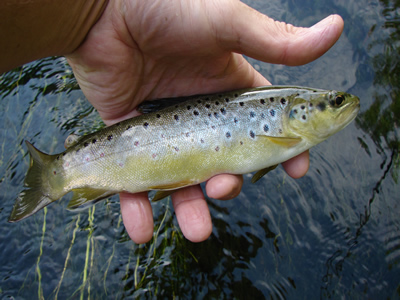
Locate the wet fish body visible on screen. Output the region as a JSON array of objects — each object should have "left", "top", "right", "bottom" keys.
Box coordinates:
[{"left": 9, "top": 86, "right": 360, "bottom": 222}]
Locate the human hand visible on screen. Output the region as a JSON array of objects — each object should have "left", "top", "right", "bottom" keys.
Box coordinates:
[{"left": 66, "top": 0, "right": 344, "bottom": 243}]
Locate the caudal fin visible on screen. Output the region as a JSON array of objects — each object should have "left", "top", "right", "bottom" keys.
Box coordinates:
[{"left": 8, "top": 141, "right": 56, "bottom": 222}]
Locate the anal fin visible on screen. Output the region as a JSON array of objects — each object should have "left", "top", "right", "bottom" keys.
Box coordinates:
[{"left": 67, "top": 188, "right": 115, "bottom": 210}]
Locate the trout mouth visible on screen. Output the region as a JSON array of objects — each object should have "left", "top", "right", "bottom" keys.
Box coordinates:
[{"left": 335, "top": 95, "right": 360, "bottom": 125}]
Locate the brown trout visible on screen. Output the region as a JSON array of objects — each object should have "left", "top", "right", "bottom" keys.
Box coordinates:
[{"left": 9, "top": 86, "right": 360, "bottom": 222}]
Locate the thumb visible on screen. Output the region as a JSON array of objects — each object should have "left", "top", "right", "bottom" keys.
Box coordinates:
[{"left": 217, "top": 3, "right": 344, "bottom": 66}]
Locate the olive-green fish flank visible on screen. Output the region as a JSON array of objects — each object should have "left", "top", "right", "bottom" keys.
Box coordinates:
[{"left": 9, "top": 86, "right": 360, "bottom": 222}]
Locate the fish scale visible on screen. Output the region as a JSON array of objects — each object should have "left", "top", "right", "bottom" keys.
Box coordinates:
[{"left": 8, "top": 86, "right": 360, "bottom": 222}]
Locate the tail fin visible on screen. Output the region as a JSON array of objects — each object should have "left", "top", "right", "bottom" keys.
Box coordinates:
[{"left": 8, "top": 141, "right": 55, "bottom": 222}]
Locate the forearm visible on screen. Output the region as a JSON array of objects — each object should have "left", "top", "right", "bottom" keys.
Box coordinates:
[{"left": 0, "top": 0, "right": 108, "bottom": 73}]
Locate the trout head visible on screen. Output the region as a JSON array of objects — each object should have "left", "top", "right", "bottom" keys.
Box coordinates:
[{"left": 286, "top": 90, "right": 360, "bottom": 142}]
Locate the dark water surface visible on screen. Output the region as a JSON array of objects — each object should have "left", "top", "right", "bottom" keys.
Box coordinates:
[{"left": 1, "top": 0, "right": 399, "bottom": 299}]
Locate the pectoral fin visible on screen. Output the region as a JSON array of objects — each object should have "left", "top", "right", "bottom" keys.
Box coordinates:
[
  {"left": 258, "top": 136, "right": 302, "bottom": 147},
  {"left": 251, "top": 164, "right": 279, "bottom": 183},
  {"left": 67, "top": 188, "right": 115, "bottom": 210}
]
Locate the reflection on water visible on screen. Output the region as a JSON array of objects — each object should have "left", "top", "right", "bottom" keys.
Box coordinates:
[{"left": 0, "top": 0, "right": 400, "bottom": 299}]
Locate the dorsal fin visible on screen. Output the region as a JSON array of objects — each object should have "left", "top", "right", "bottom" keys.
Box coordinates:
[{"left": 138, "top": 97, "right": 191, "bottom": 114}]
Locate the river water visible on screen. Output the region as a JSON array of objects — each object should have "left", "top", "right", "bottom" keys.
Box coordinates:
[{"left": 0, "top": 0, "right": 399, "bottom": 298}]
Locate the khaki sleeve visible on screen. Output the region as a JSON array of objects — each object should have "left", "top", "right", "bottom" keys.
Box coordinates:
[{"left": 0, "top": 0, "right": 108, "bottom": 73}]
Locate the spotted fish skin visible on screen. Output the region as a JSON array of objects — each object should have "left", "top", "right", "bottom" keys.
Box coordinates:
[{"left": 9, "top": 86, "right": 360, "bottom": 222}]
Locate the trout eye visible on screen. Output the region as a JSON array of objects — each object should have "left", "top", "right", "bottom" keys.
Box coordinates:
[
  {"left": 335, "top": 95, "right": 344, "bottom": 106},
  {"left": 331, "top": 95, "right": 345, "bottom": 107}
]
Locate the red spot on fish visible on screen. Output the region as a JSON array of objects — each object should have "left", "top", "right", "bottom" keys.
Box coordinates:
[
  {"left": 53, "top": 171, "right": 56, "bottom": 175},
  {"left": 100, "top": 153, "right": 104, "bottom": 157}
]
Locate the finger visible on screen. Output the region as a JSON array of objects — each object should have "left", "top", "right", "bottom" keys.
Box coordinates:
[
  {"left": 214, "top": 3, "right": 344, "bottom": 66},
  {"left": 172, "top": 185, "right": 212, "bottom": 242},
  {"left": 119, "top": 192, "right": 154, "bottom": 244},
  {"left": 205, "top": 174, "right": 243, "bottom": 200},
  {"left": 281, "top": 150, "right": 310, "bottom": 179}
]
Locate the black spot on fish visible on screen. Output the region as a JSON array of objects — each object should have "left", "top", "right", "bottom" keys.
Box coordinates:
[
  {"left": 208, "top": 113, "right": 212, "bottom": 118},
  {"left": 185, "top": 132, "right": 190, "bottom": 137},
  {"left": 220, "top": 108, "right": 226, "bottom": 115},
  {"left": 84, "top": 142, "right": 89, "bottom": 147},
  {"left": 225, "top": 98, "right": 230, "bottom": 103},
  {"left": 234, "top": 93, "right": 239, "bottom": 97},
  {"left": 293, "top": 109, "right": 298, "bottom": 114},
  {"left": 92, "top": 138, "right": 97, "bottom": 144},
  {"left": 156, "top": 114, "right": 161, "bottom": 119},
  {"left": 107, "top": 135, "right": 113, "bottom": 141},
  {"left": 309, "top": 103, "right": 313, "bottom": 108},
  {"left": 134, "top": 141, "right": 139, "bottom": 146},
  {"left": 214, "top": 112, "right": 219, "bottom": 119},
  {"left": 174, "top": 115, "right": 179, "bottom": 121},
  {"left": 269, "top": 97, "right": 274, "bottom": 102},
  {"left": 211, "top": 125, "right": 216, "bottom": 129},
  {"left": 215, "top": 146, "right": 220, "bottom": 151},
  {"left": 226, "top": 132, "right": 231, "bottom": 138},
  {"left": 260, "top": 99, "right": 265, "bottom": 104},
  {"left": 200, "top": 138, "right": 205, "bottom": 143},
  {"left": 250, "top": 111, "right": 255, "bottom": 118},
  {"left": 239, "top": 102, "right": 244, "bottom": 107},
  {"left": 197, "top": 100, "right": 202, "bottom": 104},
  {"left": 174, "top": 147, "right": 179, "bottom": 152},
  {"left": 187, "top": 105, "right": 191, "bottom": 110},
  {"left": 316, "top": 102, "right": 326, "bottom": 111},
  {"left": 302, "top": 115, "right": 307, "bottom": 120},
  {"left": 261, "top": 113, "right": 265, "bottom": 118},
  {"left": 280, "top": 98, "right": 286, "bottom": 105},
  {"left": 301, "top": 105, "right": 305, "bottom": 110},
  {"left": 143, "top": 122, "right": 149, "bottom": 128},
  {"left": 279, "top": 129, "right": 283, "bottom": 134},
  {"left": 215, "top": 101, "right": 220, "bottom": 105},
  {"left": 270, "top": 109, "right": 275, "bottom": 117},
  {"left": 205, "top": 104, "right": 211, "bottom": 109},
  {"left": 249, "top": 130, "right": 255, "bottom": 138},
  {"left": 240, "top": 141, "right": 244, "bottom": 145},
  {"left": 234, "top": 117, "right": 239, "bottom": 124},
  {"left": 126, "top": 125, "right": 133, "bottom": 130},
  {"left": 53, "top": 170, "right": 56, "bottom": 175},
  {"left": 193, "top": 110, "right": 199, "bottom": 116},
  {"left": 263, "top": 124, "right": 269, "bottom": 132}
]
